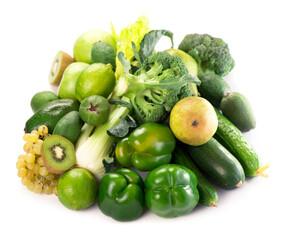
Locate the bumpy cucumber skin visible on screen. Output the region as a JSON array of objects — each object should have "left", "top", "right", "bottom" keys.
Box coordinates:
[
  {"left": 25, "top": 99, "right": 80, "bottom": 134},
  {"left": 53, "top": 111, "right": 84, "bottom": 144},
  {"left": 220, "top": 92, "right": 256, "bottom": 132},
  {"left": 198, "top": 74, "right": 231, "bottom": 108},
  {"left": 173, "top": 146, "right": 218, "bottom": 207},
  {"left": 186, "top": 138, "right": 245, "bottom": 190},
  {"left": 214, "top": 108, "right": 261, "bottom": 177}
]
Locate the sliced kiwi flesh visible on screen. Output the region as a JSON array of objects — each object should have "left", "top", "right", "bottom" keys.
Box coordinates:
[
  {"left": 41, "top": 135, "right": 76, "bottom": 174},
  {"left": 48, "top": 51, "right": 74, "bottom": 86}
]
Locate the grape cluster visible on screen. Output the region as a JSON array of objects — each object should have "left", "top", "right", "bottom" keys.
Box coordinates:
[{"left": 16, "top": 126, "right": 59, "bottom": 195}]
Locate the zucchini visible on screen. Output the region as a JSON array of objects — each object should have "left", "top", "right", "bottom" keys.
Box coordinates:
[
  {"left": 214, "top": 108, "right": 267, "bottom": 177},
  {"left": 185, "top": 137, "right": 245, "bottom": 190},
  {"left": 173, "top": 145, "right": 218, "bottom": 207},
  {"left": 198, "top": 74, "right": 231, "bottom": 108}
]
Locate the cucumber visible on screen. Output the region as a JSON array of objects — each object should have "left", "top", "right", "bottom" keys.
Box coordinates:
[
  {"left": 214, "top": 108, "right": 264, "bottom": 177},
  {"left": 198, "top": 74, "right": 231, "bottom": 108},
  {"left": 173, "top": 145, "right": 218, "bottom": 207},
  {"left": 30, "top": 91, "right": 59, "bottom": 113},
  {"left": 220, "top": 92, "right": 256, "bottom": 132},
  {"left": 53, "top": 111, "right": 84, "bottom": 144},
  {"left": 185, "top": 137, "right": 245, "bottom": 190},
  {"left": 25, "top": 99, "right": 80, "bottom": 134}
]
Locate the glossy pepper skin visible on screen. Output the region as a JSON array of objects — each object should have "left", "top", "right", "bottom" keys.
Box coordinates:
[
  {"left": 98, "top": 168, "right": 144, "bottom": 221},
  {"left": 145, "top": 164, "right": 199, "bottom": 218},
  {"left": 115, "top": 123, "right": 176, "bottom": 171}
]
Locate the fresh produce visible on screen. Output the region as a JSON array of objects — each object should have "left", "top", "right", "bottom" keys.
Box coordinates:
[
  {"left": 17, "top": 125, "right": 59, "bottom": 195},
  {"left": 30, "top": 91, "right": 59, "bottom": 113},
  {"left": 145, "top": 164, "right": 199, "bottom": 218},
  {"left": 25, "top": 99, "right": 80, "bottom": 134},
  {"left": 75, "top": 63, "right": 115, "bottom": 102},
  {"left": 170, "top": 96, "right": 218, "bottom": 146},
  {"left": 58, "top": 62, "right": 89, "bottom": 99},
  {"left": 178, "top": 33, "right": 235, "bottom": 77},
  {"left": 48, "top": 51, "right": 74, "bottom": 86},
  {"left": 186, "top": 137, "right": 245, "bottom": 190},
  {"left": 114, "top": 51, "right": 200, "bottom": 124},
  {"left": 41, "top": 135, "right": 76, "bottom": 174},
  {"left": 98, "top": 168, "right": 144, "bottom": 221},
  {"left": 53, "top": 111, "right": 84, "bottom": 144},
  {"left": 79, "top": 95, "right": 110, "bottom": 126},
  {"left": 91, "top": 41, "right": 116, "bottom": 70},
  {"left": 115, "top": 122, "right": 176, "bottom": 171},
  {"left": 57, "top": 168, "right": 98, "bottom": 210},
  {"left": 173, "top": 146, "right": 218, "bottom": 207},
  {"left": 73, "top": 29, "right": 116, "bottom": 64},
  {"left": 164, "top": 48, "right": 198, "bottom": 96},
  {"left": 220, "top": 92, "right": 256, "bottom": 132},
  {"left": 17, "top": 16, "right": 269, "bottom": 222},
  {"left": 198, "top": 74, "right": 231, "bottom": 108},
  {"left": 214, "top": 108, "right": 268, "bottom": 177}
]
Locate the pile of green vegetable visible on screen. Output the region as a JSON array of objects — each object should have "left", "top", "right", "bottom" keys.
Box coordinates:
[{"left": 18, "top": 15, "right": 269, "bottom": 221}]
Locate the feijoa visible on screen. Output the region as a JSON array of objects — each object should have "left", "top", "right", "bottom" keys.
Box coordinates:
[
  {"left": 41, "top": 135, "right": 76, "bottom": 174},
  {"left": 30, "top": 91, "right": 59, "bottom": 112},
  {"left": 79, "top": 95, "right": 110, "bottom": 126},
  {"left": 91, "top": 41, "right": 116, "bottom": 70}
]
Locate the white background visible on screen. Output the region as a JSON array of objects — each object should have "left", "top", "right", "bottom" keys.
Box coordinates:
[{"left": 1, "top": 0, "right": 281, "bottom": 239}]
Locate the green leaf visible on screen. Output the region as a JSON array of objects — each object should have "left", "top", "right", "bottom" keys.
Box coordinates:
[
  {"left": 125, "top": 115, "right": 137, "bottom": 128},
  {"left": 109, "top": 98, "right": 132, "bottom": 108},
  {"left": 117, "top": 52, "right": 131, "bottom": 74},
  {"left": 140, "top": 30, "right": 174, "bottom": 62},
  {"left": 107, "top": 117, "right": 129, "bottom": 138},
  {"left": 102, "top": 158, "right": 118, "bottom": 173},
  {"left": 132, "top": 41, "right": 143, "bottom": 69}
]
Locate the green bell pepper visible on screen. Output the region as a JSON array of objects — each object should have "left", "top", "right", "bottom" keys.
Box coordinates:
[
  {"left": 115, "top": 122, "right": 176, "bottom": 171},
  {"left": 145, "top": 164, "right": 199, "bottom": 218},
  {"left": 98, "top": 168, "right": 144, "bottom": 221}
]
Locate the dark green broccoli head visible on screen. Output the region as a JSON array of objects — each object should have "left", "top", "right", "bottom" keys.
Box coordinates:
[{"left": 178, "top": 33, "right": 235, "bottom": 77}]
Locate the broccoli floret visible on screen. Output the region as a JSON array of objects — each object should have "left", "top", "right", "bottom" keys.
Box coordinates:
[
  {"left": 114, "top": 51, "right": 200, "bottom": 124},
  {"left": 178, "top": 33, "right": 235, "bottom": 77}
]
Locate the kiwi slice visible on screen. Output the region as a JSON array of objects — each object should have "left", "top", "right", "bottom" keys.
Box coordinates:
[
  {"left": 48, "top": 51, "right": 74, "bottom": 86},
  {"left": 41, "top": 135, "right": 76, "bottom": 174}
]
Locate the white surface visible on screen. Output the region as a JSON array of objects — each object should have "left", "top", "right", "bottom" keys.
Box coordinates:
[{"left": 1, "top": 0, "right": 281, "bottom": 239}]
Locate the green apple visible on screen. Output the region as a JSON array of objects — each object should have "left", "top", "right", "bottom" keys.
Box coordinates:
[
  {"left": 73, "top": 30, "right": 116, "bottom": 64},
  {"left": 58, "top": 62, "right": 89, "bottom": 99}
]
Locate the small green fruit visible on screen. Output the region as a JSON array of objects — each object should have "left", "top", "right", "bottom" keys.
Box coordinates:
[
  {"left": 73, "top": 30, "right": 116, "bottom": 64},
  {"left": 30, "top": 91, "right": 59, "bottom": 113},
  {"left": 75, "top": 63, "right": 115, "bottom": 102},
  {"left": 79, "top": 95, "right": 110, "bottom": 126},
  {"left": 91, "top": 41, "right": 116, "bottom": 70}
]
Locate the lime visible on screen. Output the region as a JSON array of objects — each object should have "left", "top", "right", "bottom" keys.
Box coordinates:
[
  {"left": 75, "top": 63, "right": 115, "bottom": 102},
  {"left": 57, "top": 168, "right": 98, "bottom": 210},
  {"left": 73, "top": 29, "right": 116, "bottom": 64},
  {"left": 91, "top": 41, "right": 116, "bottom": 70}
]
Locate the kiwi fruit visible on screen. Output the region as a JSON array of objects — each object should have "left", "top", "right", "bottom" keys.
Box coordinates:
[
  {"left": 49, "top": 51, "right": 74, "bottom": 86},
  {"left": 41, "top": 135, "right": 76, "bottom": 174}
]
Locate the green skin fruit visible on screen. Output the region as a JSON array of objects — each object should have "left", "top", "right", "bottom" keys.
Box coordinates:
[
  {"left": 25, "top": 99, "right": 80, "bottom": 134},
  {"left": 75, "top": 63, "right": 115, "bottom": 102},
  {"left": 115, "top": 123, "right": 176, "bottom": 171},
  {"left": 198, "top": 74, "right": 231, "bottom": 108},
  {"left": 220, "top": 92, "right": 256, "bottom": 132},
  {"left": 53, "top": 111, "right": 84, "bottom": 144},
  {"left": 91, "top": 41, "right": 116, "bottom": 70},
  {"left": 186, "top": 137, "right": 245, "bottom": 190},
  {"left": 57, "top": 168, "right": 98, "bottom": 210},
  {"left": 58, "top": 62, "right": 89, "bottom": 100},
  {"left": 98, "top": 168, "right": 144, "bottom": 221},
  {"left": 79, "top": 95, "right": 110, "bottom": 126},
  {"left": 145, "top": 164, "right": 199, "bottom": 218},
  {"left": 30, "top": 91, "right": 59, "bottom": 113},
  {"left": 164, "top": 48, "right": 198, "bottom": 96},
  {"left": 173, "top": 146, "right": 218, "bottom": 207},
  {"left": 73, "top": 29, "right": 116, "bottom": 64}
]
